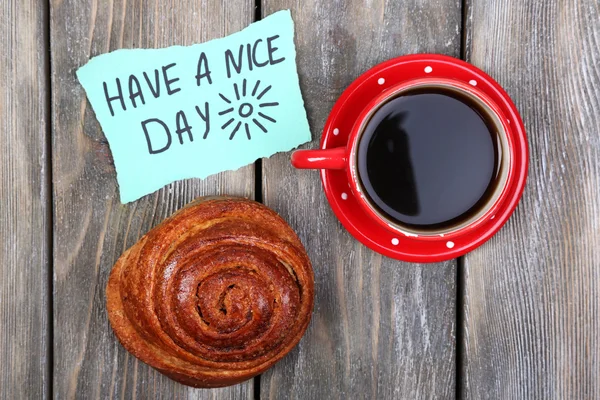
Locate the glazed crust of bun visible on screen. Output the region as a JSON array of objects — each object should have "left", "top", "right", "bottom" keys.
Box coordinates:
[{"left": 106, "top": 197, "right": 314, "bottom": 388}]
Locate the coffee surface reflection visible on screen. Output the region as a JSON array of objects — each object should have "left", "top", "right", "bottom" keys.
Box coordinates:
[{"left": 357, "top": 88, "right": 500, "bottom": 230}]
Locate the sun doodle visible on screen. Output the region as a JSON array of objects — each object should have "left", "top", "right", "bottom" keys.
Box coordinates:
[{"left": 218, "top": 79, "right": 279, "bottom": 140}]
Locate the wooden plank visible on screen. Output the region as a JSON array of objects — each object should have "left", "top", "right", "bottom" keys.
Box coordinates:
[
  {"left": 462, "top": 0, "right": 600, "bottom": 398},
  {"left": 0, "top": 0, "right": 50, "bottom": 399},
  {"left": 50, "top": 0, "right": 254, "bottom": 398},
  {"left": 260, "top": 2, "right": 461, "bottom": 398}
]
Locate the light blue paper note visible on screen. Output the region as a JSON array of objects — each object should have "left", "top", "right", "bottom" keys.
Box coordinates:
[{"left": 77, "top": 10, "right": 310, "bottom": 203}]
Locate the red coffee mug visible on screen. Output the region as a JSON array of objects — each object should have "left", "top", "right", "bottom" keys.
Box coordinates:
[{"left": 291, "top": 54, "right": 528, "bottom": 262}]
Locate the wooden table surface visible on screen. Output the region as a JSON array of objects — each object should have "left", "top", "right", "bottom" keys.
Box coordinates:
[{"left": 1, "top": 0, "right": 599, "bottom": 398}]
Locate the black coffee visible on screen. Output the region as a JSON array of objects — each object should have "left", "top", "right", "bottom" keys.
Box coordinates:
[{"left": 357, "top": 87, "right": 501, "bottom": 230}]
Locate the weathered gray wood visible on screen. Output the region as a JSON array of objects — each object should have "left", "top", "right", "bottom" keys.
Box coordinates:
[
  {"left": 0, "top": 0, "right": 50, "bottom": 399},
  {"left": 462, "top": 0, "right": 600, "bottom": 398},
  {"left": 260, "top": 2, "right": 461, "bottom": 398},
  {"left": 50, "top": 0, "right": 254, "bottom": 398}
]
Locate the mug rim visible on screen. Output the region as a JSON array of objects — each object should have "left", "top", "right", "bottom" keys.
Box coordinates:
[{"left": 344, "top": 77, "right": 515, "bottom": 239}]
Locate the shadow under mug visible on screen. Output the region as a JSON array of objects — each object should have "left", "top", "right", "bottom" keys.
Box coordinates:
[{"left": 291, "top": 77, "right": 516, "bottom": 238}]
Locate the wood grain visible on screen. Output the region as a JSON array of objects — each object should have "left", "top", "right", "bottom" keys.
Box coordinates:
[
  {"left": 462, "top": 0, "right": 600, "bottom": 398},
  {"left": 50, "top": 0, "right": 255, "bottom": 398},
  {"left": 260, "top": 1, "right": 461, "bottom": 398},
  {"left": 0, "top": 0, "right": 50, "bottom": 399}
]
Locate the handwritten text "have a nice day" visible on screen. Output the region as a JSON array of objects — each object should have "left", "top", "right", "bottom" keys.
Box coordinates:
[{"left": 102, "top": 35, "right": 284, "bottom": 154}]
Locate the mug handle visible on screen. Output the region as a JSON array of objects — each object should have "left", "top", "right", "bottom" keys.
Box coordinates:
[{"left": 291, "top": 147, "right": 347, "bottom": 170}]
